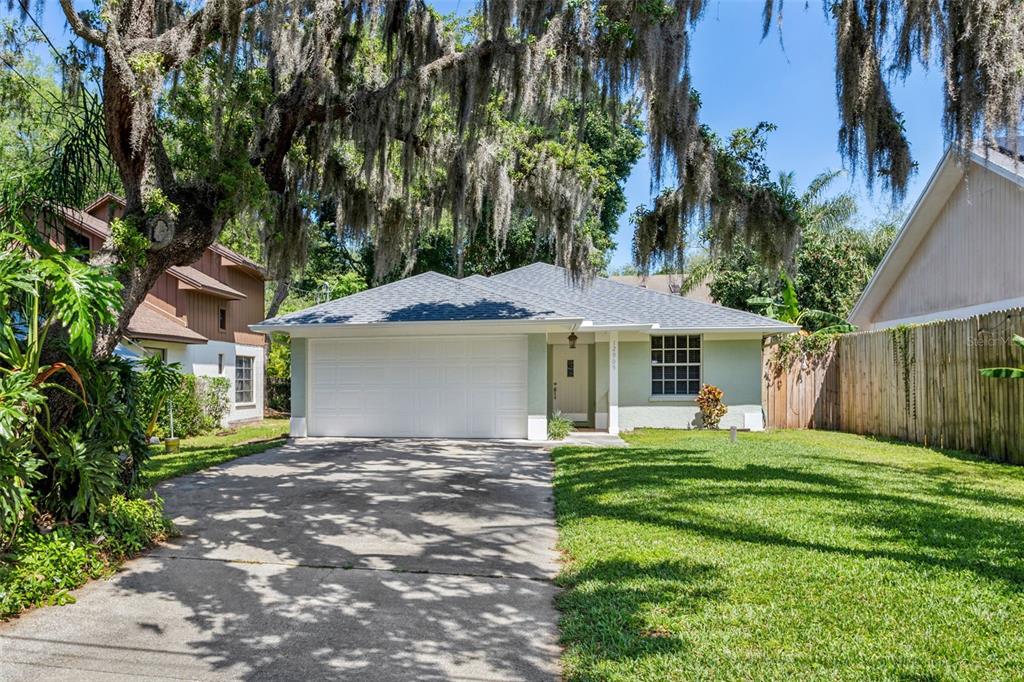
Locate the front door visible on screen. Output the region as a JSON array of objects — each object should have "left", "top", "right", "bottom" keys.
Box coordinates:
[{"left": 552, "top": 345, "right": 589, "bottom": 422}]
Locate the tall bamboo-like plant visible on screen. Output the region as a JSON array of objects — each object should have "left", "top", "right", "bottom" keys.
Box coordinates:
[
  {"left": 139, "top": 354, "right": 183, "bottom": 439},
  {"left": 980, "top": 336, "right": 1024, "bottom": 379}
]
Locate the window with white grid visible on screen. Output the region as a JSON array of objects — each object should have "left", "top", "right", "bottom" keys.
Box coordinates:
[{"left": 651, "top": 335, "right": 701, "bottom": 396}]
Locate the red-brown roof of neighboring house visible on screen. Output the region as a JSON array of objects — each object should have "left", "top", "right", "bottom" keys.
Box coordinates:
[
  {"left": 63, "top": 198, "right": 266, "bottom": 280},
  {"left": 58, "top": 206, "right": 112, "bottom": 239},
  {"left": 168, "top": 265, "right": 247, "bottom": 300},
  {"left": 127, "top": 302, "right": 208, "bottom": 345}
]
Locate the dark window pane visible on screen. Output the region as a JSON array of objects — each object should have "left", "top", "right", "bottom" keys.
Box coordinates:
[
  {"left": 652, "top": 366, "right": 663, "bottom": 380},
  {"left": 662, "top": 350, "right": 674, "bottom": 364},
  {"left": 664, "top": 366, "right": 675, "bottom": 380},
  {"left": 651, "top": 336, "right": 663, "bottom": 349},
  {"left": 678, "top": 335, "right": 688, "bottom": 349},
  {"left": 689, "top": 350, "right": 700, "bottom": 363},
  {"left": 688, "top": 381, "right": 700, "bottom": 395},
  {"left": 663, "top": 336, "right": 675, "bottom": 349},
  {"left": 689, "top": 335, "right": 700, "bottom": 348},
  {"left": 652, "top": 380, "right": 664, "bottom": 395},
  {"left": 689, "top": 366, "right": 700, "bottom": 380},
  {"left": 567, "top": 359, "right": 574, "bottom": 377},
  {"left": 652, "top": 350, "right": 663, "bottom": 364}
]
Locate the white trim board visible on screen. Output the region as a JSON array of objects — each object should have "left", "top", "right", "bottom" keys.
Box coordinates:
[{"left": 864, "top": 296, "right": 1024, "bottom": 330}]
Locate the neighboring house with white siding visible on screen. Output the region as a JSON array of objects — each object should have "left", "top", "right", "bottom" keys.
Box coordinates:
[
  {"left": 849, "top": 142, "right": 1024, "bottom": 331},
  {"left": 54, "top": 194, "right": 266, "bottom": 425}
]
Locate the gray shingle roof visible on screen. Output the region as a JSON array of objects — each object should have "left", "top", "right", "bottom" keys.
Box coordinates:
[
  {"left": 258, "top": 271, "right": 577, "bottom": 326},
  {"left": 256, "top": 262, "right": 795, "bottom": 331},
  {"left": 490, "top": 263, "right": 793, "bottom": 330}
]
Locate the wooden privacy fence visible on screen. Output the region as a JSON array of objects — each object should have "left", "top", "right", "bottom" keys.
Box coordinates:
[{"left": 763, "top": 308, "right": 1024, "bottom": 463}]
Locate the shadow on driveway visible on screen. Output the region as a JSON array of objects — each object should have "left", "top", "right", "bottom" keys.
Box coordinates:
[{"left": 0, "top": 439, "right": 561, "bottom": 681}]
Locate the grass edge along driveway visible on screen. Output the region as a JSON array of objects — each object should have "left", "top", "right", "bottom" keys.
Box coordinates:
[
  {"left": 143, "top": 417, "right": 289, "bottom": 485},
  {"left": 551, "top": 428, "right": 1024, "bottom": 681}
]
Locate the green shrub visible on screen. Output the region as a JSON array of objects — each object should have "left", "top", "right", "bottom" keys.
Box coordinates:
[
  {"left": 96, "top": 493, "right": 173, "bottom": 560},
  {"left": 42, "top": 429, "right": 121, "bottom": 523},
  {"left": 696, "top": 383, "right": 728, "bottom": 429},
  {"left": 196, "top": 376, "right": 231, "bottom": 431},
  {"left": 0, "top": 494, "right": 170, "bottom": 619},
  {"left": 149, "top": 374, "right": 233, "bottom": 438},
  {"left": 548, "top": 412, "right": 574, "bottom": 440}
]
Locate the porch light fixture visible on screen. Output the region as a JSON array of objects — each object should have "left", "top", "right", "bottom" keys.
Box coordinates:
[{"left": 568, "top": 332, "right": 578, "bottom": 349}]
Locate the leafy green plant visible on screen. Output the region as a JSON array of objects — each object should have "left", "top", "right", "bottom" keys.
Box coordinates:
[
  {"left": 197, "top": 376, "right": 231, "bottom": 431},
  {"left": 696, "top": 384, "right": 728, "bottom": 429},
  {"left": 138, "top": 355, "right": 182, "bottom": 438},
  {"left": 548, "top": 412, "right": 574, "bottom": 440},
  {"left": 980, "top": 335, "right": 1024, "bottom": 379},
  {"left": 0, "top": 201, "right": 122, "bottom": 544},
  {"left": 43, "top": 429, "right": 121, "bottom": 524},
  {"left": 748, "top": 272, "right": 856, "bottom": 335},
  {"left": 0, "top": 494, "right": 170, "bottom": 619}
]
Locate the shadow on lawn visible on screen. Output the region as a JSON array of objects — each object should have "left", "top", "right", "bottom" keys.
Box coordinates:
[
  {"left": 556, "top": 558, "right": 722, "bottom": 662},
  {"left": 555, "top": 446, "right": 1024, "bottom": 588}
]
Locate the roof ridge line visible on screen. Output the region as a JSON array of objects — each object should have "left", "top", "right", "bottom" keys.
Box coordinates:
[
  {"left": 469, "top": 271, "right": 635, "bottom": 324},
  {"left": 599, "top": 267, "right": 791, "bottom": 325}
]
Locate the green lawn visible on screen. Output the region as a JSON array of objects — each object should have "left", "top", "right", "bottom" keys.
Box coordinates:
[
  {"left": 552, "top": 429, "right": 1024, "bottom": 681},
  {"left": 143, "top": 418, "right": 289, "bottom": 485}
]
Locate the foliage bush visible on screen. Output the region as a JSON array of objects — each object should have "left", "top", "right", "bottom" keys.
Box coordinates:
[
  {"left": 148, "top": 373, "right": 231, "bottom": 438},
  {"left": 196, "top": 376, "right": 231, "bottom": 430},
  {"left": 0, "top": 494, "right": 171, "bottom": 619},
  {"left": 0, "top": 202, "right": 154, "bottom": 545},
  {"left": 696, "top": 384, "right": 728, "bottom": 430},
  {"left": 548, "top": 412, "right": 574, "bottom": 440}
]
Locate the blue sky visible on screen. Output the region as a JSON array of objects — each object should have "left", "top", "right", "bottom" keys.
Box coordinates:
[
  {"left": 24, "top": 1, "right": 948, "bottom": 269},
  {"left": 427, "top": 1, "right": 948, "bottom": 268}
]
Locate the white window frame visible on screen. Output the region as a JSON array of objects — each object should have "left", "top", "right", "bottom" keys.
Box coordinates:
[
  {"left": 650, "top": 335, "right": 702, "bottom": 398},
  {"left": 235, "top": 355, "right": 254, "bottom": 404}
]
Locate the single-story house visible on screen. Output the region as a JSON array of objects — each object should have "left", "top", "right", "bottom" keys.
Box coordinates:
[
  {"left": 849, "top": 141, "right": 1024, "bottom": 330},
  {"left": 252, "top": 263, "right": 796, "bottom": 440}
]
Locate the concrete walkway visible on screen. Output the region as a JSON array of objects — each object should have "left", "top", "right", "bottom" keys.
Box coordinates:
[{"left": 0, "top": 439, "right": 561, "bottom": 681}]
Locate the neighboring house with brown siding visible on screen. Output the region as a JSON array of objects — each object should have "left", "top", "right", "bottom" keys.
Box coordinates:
[
  {"left": 849, "top": 142, "right": 1024, "bottom": 331},
  {"left": 56, "top": 194, "right": 266, "bottom": 425}
]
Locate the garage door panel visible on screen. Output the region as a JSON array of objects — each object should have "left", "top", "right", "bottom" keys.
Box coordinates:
[{"left": 308, "top": 336, "right": 527, "bottom": 438}]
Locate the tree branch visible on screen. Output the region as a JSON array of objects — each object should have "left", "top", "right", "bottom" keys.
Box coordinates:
[
  {"left": 253, "top": 35, "right": 527, "bottom": 193},
  {"left": 58, "top": 0, "right": 105, "bottom": 46},
  {"left": 137, "top": 0, "right": 265, "bottom": 68}
]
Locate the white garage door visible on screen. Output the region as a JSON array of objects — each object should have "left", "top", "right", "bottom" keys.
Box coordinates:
[{"left": 307, "top": 336, "right": 528, "bottom": 438}]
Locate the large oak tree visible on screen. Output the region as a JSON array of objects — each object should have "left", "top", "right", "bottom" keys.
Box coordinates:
[{"left": 9, "top": 0, "right": 1024, "bottom": 357}]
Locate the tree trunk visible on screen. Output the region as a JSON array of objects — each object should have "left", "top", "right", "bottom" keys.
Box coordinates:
[{"left": 265, "top": 277, "right": 291, "bottom": 320}]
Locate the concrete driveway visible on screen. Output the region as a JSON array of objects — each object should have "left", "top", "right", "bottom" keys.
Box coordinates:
[{"left": 0, "top": 439, "right": 561, "bottom": 681}]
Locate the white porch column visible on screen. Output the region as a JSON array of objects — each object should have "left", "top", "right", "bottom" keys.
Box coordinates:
[{"left": 608, "top": 331, "right": 619, "bottom": 435}]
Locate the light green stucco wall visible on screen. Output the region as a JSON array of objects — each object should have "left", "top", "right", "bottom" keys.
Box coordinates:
[
  {"left": 703, "top": 339, "right": 763, "bottom": 404},
  {"left": 616, "top": 336, "right": 764, "bottom": 430},
  {"left": 290, "top": 337, "right": 308, "bottom": 418},
  {"left": 527, "top": 334, "right": 547, "bottom": 416}
]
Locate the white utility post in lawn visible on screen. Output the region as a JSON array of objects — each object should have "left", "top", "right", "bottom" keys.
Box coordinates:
[{"left": 608, "top": 331, "right": 619, "bottom": 435}]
